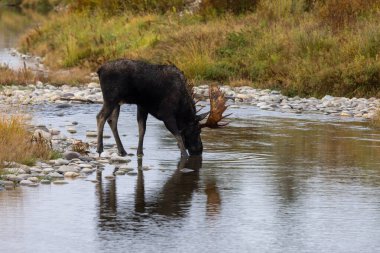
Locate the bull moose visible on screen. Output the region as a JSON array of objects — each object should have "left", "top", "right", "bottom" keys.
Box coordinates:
[{"left": 96, "top": 59, "right": 229, "bottom": 157}]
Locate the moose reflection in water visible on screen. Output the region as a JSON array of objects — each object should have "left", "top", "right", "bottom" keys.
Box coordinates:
[{"left": 95, "top": 156, "right": 221, "bottom": 233}]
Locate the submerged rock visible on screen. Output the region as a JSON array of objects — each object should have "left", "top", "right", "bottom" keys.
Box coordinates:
[{"left": 53, "top": 180, "right": 68, "bottom": 185}]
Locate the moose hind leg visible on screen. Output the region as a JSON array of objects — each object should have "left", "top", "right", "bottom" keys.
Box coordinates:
[
  {"left": 107, "top": 104, "right": 127, "bottom": 156},
  {"left": 137, "top": 106, "right": 148, "bottom": 157},
  {"left": 96, "top": 103, "right": 115, "bottom": 156}
]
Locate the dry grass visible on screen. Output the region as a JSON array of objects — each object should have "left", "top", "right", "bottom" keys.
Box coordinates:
[
  {"left": 0, "top": 113, "right": 54, "bottom": 167},
  {"left": 0, "top": 64, "right": 37, "bottom": 85},
  {"left": 0, "top": 65, "right": 91, "bottom": 86}
]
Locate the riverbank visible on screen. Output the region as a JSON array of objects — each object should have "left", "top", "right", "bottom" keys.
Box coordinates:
[{"left": 1, "top": 81, "right": 379, "bottom": 120}]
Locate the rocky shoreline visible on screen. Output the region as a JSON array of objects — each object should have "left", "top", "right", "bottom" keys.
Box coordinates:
[
  {"left": 1, "top": 79, "right": 379, "bottom": 119},
  {"left": 0, "top": 80, "right": 379, "bottom": 191}
]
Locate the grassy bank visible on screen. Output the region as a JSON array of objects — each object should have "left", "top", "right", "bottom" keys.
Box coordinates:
[
  {"left": 18, "top": 0, "right": 380, "bottom": 97},
  {"left": 0, "top": 113, "right": 56, "bottom": 167}
]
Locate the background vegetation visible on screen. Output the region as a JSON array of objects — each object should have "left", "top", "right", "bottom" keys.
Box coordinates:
[{"left": 13, "top": 0, "right": 380, "bottom": 97}]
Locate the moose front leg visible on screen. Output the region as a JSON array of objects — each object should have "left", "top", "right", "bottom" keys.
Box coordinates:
[
  {"left": 164, "top": 118, "right": 189, "bottom": 157},
  {"left": 107, "top": 105, "right": 127, "bottom": 156},
  {"left": 137, "top": 106, "right": 148, "bottom": 157}
]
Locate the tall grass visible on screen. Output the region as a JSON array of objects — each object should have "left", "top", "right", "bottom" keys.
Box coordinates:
[
  {"left": 18, "top": 0, "right": 380, "bottom": 97},
  {"left": 0, "top": 113, "right": 53, "bottom": 167}
]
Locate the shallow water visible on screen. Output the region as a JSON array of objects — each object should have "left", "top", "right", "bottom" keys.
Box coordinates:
[{"left": 1, "top": 104, "right": 380, "bottom": 253}]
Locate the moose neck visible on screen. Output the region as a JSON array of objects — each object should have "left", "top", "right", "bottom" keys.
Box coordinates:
[{"left": 177, "top": 93, "right": 197, "bottom": 131}]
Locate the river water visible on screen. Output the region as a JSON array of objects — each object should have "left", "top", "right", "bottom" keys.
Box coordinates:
[
  {"left": 1, "top": 104, "right": 380, "bottom": 253},
  {"left": 1, "top": 6, "right": 380, "bottom": 253}
]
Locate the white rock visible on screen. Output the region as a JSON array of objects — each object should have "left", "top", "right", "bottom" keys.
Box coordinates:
[
  {"left": 67, "top": 127, "right": 77, "bottom": 134},
  {"left": 20, "top": 180, "right": 33, "bottom": 186},
  {"left": 64, "top": 171, "right": 79, "bottom": 177}
]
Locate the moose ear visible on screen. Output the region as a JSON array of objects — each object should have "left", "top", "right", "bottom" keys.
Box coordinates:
[{"left": 196, "top": 112, "right": 209, "bottom": 122}]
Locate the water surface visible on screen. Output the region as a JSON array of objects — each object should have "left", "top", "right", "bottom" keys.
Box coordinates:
[{"left": 1, "top": 105, "right": 380, "bottom": 253}]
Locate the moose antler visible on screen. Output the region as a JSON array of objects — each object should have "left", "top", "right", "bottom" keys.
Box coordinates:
[{"left": 201, "top": 85, "right": 231, "bottom": 128}]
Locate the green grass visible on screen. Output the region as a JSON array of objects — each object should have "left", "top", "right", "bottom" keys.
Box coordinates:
[{"left": 18, "top": 0, "right": 380, "bottom": 97}]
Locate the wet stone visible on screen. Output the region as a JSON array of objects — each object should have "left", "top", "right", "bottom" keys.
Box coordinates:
[
  {"left": 58, "top": 165, "right": 80, "bottom": 173},
  {"left": 53, "top": 180, "right": 68, "bottom": 185},
  {"left": 42, "top": 168, "right": 54, "bottom": 174},
  {"left": 49, "top": 172, "right": 64, "bottom": 179},
  {"left": 86, "top": 131, "right": 97, "bottom": 137},
  {"left": 63, "top": 151, "right": 81, "bottom": 160},
  {"left": 28, "top": 177, "right": 39, "bottom": 183},
  {"left": 56, "top": 104, "right": 71, "bottom": 109},
  {"left": 67, "top": 127, "right": 77, "bottom": 134},
  {"left": 20, "top": 180, "right": 33, "bottom": 186},
  {"left": 6, "top": 175, "right": 23, "bottom": 182},
  {"left": 55, "top": 159, "right": 70, "bottom": 166},
  {"left": 78, "top": 163, "right": 92, "bottom": 169},
  {"left": 115, "top": 171, "right": 126, "bottom": 176},
  {"left": 40, "top": 180, "right": 51, "bottom": 185},
  {"left": 81, "top": 168, "right": 95, "bottom": 174},
  {"left": 30, "top": 167, "right": 42, "bottom": 173}
]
